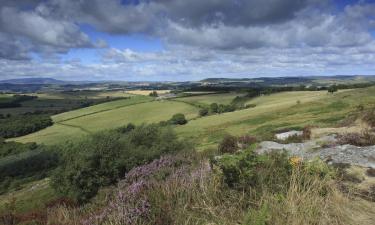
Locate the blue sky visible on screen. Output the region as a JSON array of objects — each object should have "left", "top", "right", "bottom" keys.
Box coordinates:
[{"left": 1, "top": 0, "right": 375, "bottom": 81}]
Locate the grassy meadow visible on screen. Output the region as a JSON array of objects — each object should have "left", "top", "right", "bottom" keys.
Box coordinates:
[
  {"left": 12, "top": 99, "right": 199, "bottom": 145},
  {"left": 176, "top": 88, "right": 375, "bottom": 149},
  {"left": 177, "top": 92, "right": 246, "bottom": 106},
  {"left": 10, "top": 87, "right": 375, "bottom": 146},
  {"left": 126, "top": 89, "right": 170, "bottom": 95}
]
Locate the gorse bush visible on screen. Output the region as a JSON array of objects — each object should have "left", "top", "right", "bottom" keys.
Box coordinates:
[{"left": 51, "top": 124, "right": 190, "bottom": 203}]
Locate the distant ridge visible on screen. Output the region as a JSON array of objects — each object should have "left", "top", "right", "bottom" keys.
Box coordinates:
[
  {"left": 0, "top": 78, "right": 66, "bottom": 85},
  {"left": 200, "top": 75, "right": 375, "bottom": 83}
]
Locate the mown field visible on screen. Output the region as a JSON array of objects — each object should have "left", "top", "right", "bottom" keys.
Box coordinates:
[
  {"left": 177, "top": 92, "right": 245, "bottom": 106},
  {"left": 12, "top": 98, "right": 199, "bottom": 145},
  {"left": 126, "top": 89, "right": 170, "bottom": 96}
]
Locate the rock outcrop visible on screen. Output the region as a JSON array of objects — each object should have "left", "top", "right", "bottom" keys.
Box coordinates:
[{"left": 257, "top": 135, "right": 375, "bottom": 168}]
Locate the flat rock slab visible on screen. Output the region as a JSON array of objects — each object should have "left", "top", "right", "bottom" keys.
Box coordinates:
[
  {"left": 275, "top": 130, "right": 303, "bottom": 140},
  {"left": 320, "top": 145, "right": 375, "bottom": 168},
  {"left": 257, "top": 135, "right": 375, "bottom": 168}
]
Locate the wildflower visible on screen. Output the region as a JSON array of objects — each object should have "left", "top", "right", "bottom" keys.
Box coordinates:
[{"left": 289, "top": 156, "right": 302, "bottom": 167}]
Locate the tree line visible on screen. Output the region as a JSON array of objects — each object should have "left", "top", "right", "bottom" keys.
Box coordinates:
[{"left": 0, "top": 114, "right": 53, "bottom": 138}]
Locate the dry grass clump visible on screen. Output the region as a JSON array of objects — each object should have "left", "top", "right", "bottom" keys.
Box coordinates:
[
  {"left": 362, "top": 108, "right": 375, "bottom": 127},
  {"left": 337, "top": 131, "right": 375, "bottom": 146}
]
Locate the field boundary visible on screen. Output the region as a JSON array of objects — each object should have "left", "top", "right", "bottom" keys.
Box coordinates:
[{"left": 55, "top": 98, "right": 153, "bottom": 123}]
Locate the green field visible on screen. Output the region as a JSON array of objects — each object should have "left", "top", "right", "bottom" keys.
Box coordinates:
[
  {"left": 12, "top": 99, "right": 199, "bottom": 145},
  {"left": 53, "top": 95, "right": 151, "bottom": 122},
  {"left": 0, "top": 91, "right": 132, "bottom": 116},
  {"left": 177, "top": 92, "right": 245, "bottom": 106},
  {"left": 34, "top": 90, "right": 133, "bottom": 99},
  {"left": 176, "top": 88, "right": 375, "bottom": 149},
  {"left": 10, "top": 87, "right": 375, "bottom": 147}
]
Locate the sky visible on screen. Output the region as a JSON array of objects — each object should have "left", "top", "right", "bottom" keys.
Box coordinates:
[{"left": 0, "top": 0, "right": 375, "bottom": 81}]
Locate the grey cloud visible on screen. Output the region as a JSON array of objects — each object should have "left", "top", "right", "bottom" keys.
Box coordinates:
[
  {"left": 37, "top": 0, "right": 326, "bottom": 34},
  {"left": 0, "top": 33, "right": 30, "bottom": 60},
  {"left": 152, "top": 0, "right": 318, "bottom": 27},
  {"left": 0, "top": 7, "right": 92, "bottom": 48}
]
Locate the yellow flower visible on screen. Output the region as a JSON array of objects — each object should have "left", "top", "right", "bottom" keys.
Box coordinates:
[{"left": 289, "top": 156, "right": 302, "bottom": 167}]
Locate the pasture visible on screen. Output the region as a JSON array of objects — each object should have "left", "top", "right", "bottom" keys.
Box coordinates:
[
  {"left": 126, "top": 89, "right": 170, "bottom": 96},
  {"left": 177, "top": 92, "right": 246, "bottom": 106},
  {"left": 12, "top": 99, "right": 199, "bottom": 145},
  {"left": 0, "top": 91, "right": 130, "bottom": 116},
  {"left": 10, "top": 87, "right": 375, "bottom": 147},
  {"left": 35, "top": 90, "right": 134, "bottom": 99},
  {"left": 176, "top": 88, "right": 375, "bottom": 149}
]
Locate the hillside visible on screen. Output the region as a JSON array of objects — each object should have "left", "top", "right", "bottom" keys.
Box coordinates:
[{"left": 2, "top": 86, "right": 375, "bottom": 225}]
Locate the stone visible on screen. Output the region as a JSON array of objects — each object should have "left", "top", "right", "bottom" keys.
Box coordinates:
[{"left": 275, "top": 130, "right": 303, "bottom": 140}]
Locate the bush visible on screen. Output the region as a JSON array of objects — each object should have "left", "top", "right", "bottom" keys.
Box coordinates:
[
  {"left": 116, "top": 123, "right": 135, "bottom": 133},
  {"left": 238, "top": 135, "right": 257, "bottom": 149},
  {"left": 218, "top": 135, "right": 238, "bottom": 154},
  {"left": 199, "top": 108, "right": 209, "bottom": 117},
  {"left": 213, "top": 148, "right": 292, "bottom": 191},
  {"left": 169, "top": 113, "right": 187, "bottom": 125},
  {"left": 52, "top": 124, "right": 189, "bottom": 203},
  {"left": 149, "top": 91, "right": 158, "bottom": 97},
  {"left": 210, "top": 103, "right": 218, "bottom": 113},
  {"left": 328, "top": 85, "right": 338, "bottom": 94}
]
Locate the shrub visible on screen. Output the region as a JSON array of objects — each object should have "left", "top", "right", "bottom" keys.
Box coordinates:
[
  {"left": 149, "top": 91, "right": 158, "bottom": 97},
  {"left": 328, "top": 85, "right": 338, "bottom": 94},
  {"left": 218, "top": 135, "right": 238, "bottom": 154},
  {"left": 245, "top": 103, "right": 256, "bottom": 108},
  {"left": 302, "top": 125, "right": 312, "bottom": 140},
  {"left": 116, "top": 123, "right": 135, "bottom": 133},
  {"left": 238, "top": 135, "right": 257, "bottom": 149},
  {"left": 213, "top": 149, "right": 292, "bottom": 190},
  {"left": 210, "top": 103, "right": 218, "bottom": 113},
  {"left": 198, "top": 108, "right": 209, "bottom": 117},
  {"left": 169, "top": 113, "right": 187, "bottom": 125},
  {"left": 52, "top": 124, "right": 189, "bottom": 203}
]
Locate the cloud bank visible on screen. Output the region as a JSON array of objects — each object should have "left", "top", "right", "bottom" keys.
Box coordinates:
[{"left": 0, "top": 0, "right": 375, "bottom": 80}]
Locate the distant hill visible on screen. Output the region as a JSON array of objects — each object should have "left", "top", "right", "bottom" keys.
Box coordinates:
[
  {"left": 0, "top": 78, "right": 66, "bottom": 85},
  {"left": 200, "top": 75, "right": 375, "bottom": 86}
]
